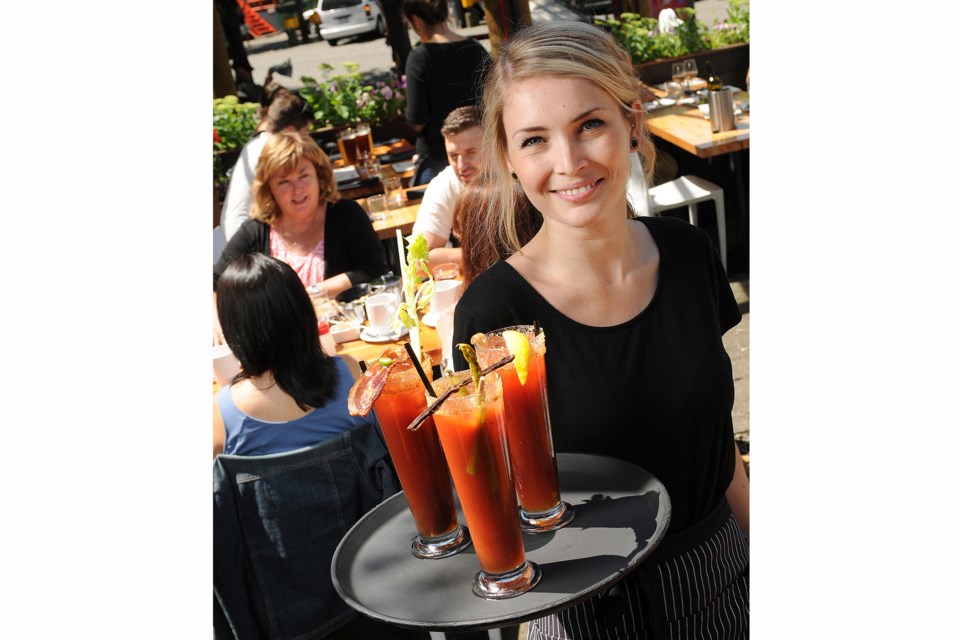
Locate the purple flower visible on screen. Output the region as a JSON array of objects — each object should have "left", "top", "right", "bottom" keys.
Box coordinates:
[{"left": 380, "top": 86, "right": 393, "bottom": 101}]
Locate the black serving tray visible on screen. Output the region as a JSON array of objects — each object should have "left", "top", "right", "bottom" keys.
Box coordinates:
[{"left": 331, "top": 453, "right": 671, "bottom": 632}]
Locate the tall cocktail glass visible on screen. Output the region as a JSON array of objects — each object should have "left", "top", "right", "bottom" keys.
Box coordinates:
[
  {"left": 473, "top": 326, "right": 574, "bottom": 533},
  {"left": 430, "top": 372, "right": 541, "bottom": 599},
  {"left": 373, "top": 356, "right": 470, "bottom": 558}
]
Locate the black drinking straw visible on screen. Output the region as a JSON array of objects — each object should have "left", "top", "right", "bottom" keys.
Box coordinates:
[
  {"left": 358, "top": 360, "right": 367, "bottom": 373},
  {"left": 403, "top": 342, "right": 437, "bottom": 397},
  {"left": 533, "top": 320, "right": 541, "bottom": 336}
]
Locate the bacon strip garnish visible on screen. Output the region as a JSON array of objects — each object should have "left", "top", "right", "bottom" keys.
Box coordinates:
[{"left": 347, "top": 347, "right": 403, "bottom": 416}]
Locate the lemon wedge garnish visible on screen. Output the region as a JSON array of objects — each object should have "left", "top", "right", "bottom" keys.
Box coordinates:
[{"left": 502, "top": 330, "right": 531, "bottom": 386}]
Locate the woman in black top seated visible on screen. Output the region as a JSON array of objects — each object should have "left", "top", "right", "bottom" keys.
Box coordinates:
[
  {"left": 452, "top": 22, "right": 749, "bottom": 639},
  {"left": 214, "top": 131, "right": 389, "bottom": 343}
]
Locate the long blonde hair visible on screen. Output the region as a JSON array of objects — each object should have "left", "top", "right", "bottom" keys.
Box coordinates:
[{"left": 479, "top": 21, "right": 657, "bottom": 253}]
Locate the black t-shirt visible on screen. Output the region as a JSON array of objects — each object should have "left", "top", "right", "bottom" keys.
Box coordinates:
[
  {"left": 452, "top": 216, "right": 741, "bottom": 533},
  {"left": 404, "top": 38, "right": 490, "bottom": 163}
]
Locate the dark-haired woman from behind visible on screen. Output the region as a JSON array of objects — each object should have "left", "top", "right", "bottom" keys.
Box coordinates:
[{"left": 213, "top": 253, "right": 378, "bottom": 458}]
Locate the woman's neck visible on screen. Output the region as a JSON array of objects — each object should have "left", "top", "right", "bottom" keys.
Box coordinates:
[
  {"left": 233, "top": 372, "right": 314, "bottom": 421},
  {"left": 419, "top": 22, "right": 463, "bottom": 43},
  {"left": 508, "top": 216, "right": 659, "bottom": 327},
  {"left": 248, "top": 371, "right": 277, "bottom": 392},
  {"left": 276, "top": 203, "right": 326, "bottom": 242},
  {"left": 526, "top": 213, "right": 641, "bottom": 281}
]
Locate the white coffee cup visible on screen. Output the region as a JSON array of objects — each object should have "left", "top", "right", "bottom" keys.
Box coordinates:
[
  {"left": 213, "top": 344, "right": 241, "bottom": 388},
  {"left": 431, "top": 279, "right": 462, "bottom": 316},
  {"left": 365, "top": 292, "right": 398, "bottom": 336}
]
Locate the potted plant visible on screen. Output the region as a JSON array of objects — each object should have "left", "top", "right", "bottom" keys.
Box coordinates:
[
  {"left": 213, "top": 96, "right": 261, "bottom": 199},
  {"left": 596, "top": 0, "right": 749, "bottom": 87},
  {"left": 299, "top": 62, "right": 413, "bottom": 148}
]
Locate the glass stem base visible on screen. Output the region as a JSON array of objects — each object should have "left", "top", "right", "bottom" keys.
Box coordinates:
[
  {"left": 473, "top": 559, "right": 541, "bottom": 599},
  {"left": 411, "top": 524, "right": 471, "bottom": 559},
  {"left": 520, "top": 501, "right": 575, "bottom": 534}
]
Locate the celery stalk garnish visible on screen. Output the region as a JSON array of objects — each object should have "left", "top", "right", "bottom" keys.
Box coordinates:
[{"left": 395, "top": 231, "right": 435, "bottom": 360}]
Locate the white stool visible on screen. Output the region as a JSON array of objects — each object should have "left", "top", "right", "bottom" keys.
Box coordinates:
[{"left": 647, "top": 175, "right": 727, "bottom": 270}]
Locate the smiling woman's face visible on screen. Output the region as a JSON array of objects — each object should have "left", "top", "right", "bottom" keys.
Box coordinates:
[
  {"left": 268, "top": 158, "right": 320, "bottom": 221},
  {"left": 502, "top": 75, "right": 636, "bottom": 232}
]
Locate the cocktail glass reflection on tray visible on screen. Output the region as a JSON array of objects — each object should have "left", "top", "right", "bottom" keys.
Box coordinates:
[
  {"left": 359, "top": 351, "right": 471, "bottom": 559},
  {"left": 472, "top": 326, "right": 574, "bottom": 533},
  {"left": 430, "top": 371, "right": 541, "bottom": 599}
]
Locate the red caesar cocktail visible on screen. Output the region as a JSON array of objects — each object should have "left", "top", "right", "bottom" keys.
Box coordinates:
[
  {"left": 472, "top": 326, "right": 574, "bottom": 533},
  {"left": 350, "top": 350, "right": 470, "bottom": 559},
  {"left": 430, "top": 371, "right": 540, "bottom": 599}
]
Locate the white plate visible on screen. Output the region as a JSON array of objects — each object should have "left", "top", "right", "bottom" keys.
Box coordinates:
[
  {"left": 421, "top": 311, "right": 438, "bottom": 328},
  {"left": 643, "top": 98, "right": 675, "bottom": 111},
  {"left": 334, "top": 166, "right": 360, "bottom": 182},
  {"left": 391, "top": 160, "right": 415, "bottom": 173},
  {"left": 360, "top": 325, "right": 410, "bottom": 344}
]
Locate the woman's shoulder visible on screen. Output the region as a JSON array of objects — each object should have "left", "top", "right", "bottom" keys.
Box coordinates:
[
  {"left": 458, "top": 261, "right": 536, "bottom": 314},
  {"left": 237, "top": 217, "right": 270, "bottom": 238},
  {"left": 328, "top": 198, "right": 369, "bottom": 223},
  {"left": 635, "top": 215, "right": 714, "bottom": 254}
]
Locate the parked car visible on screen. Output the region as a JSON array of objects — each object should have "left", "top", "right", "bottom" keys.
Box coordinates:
[{"left": 310, "top": 0, "right": 386, "bottom": 46}]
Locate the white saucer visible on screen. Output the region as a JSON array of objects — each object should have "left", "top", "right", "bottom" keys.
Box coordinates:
[
  {"left": 421, "top": 311, "right": 438, "bottom": 328},
  {"left": 360, "top": 325, "right": 410, "bottom": 343}
]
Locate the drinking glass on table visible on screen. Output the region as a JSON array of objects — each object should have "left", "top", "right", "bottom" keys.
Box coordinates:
[
  {"left": 365, "top": 193, "right": 388, "bottom": 221},
  {"left": 683, "top": 58, "right": 699, "bottom": 91},
  {"left": 354, "top": 122, "right": 374, "bottom": 158},
  {"left": 337, "top": 127, "right": 360, "bottom": 166},
  {"left": 430, "top": 371, "right": 541, "bottom": 598},
  {"left": 432, "top": 262, "right": 460, "bottom": 281},
  {"left": 472, "top": 326, "right": 573, "bottom": 533},
  {"left": 664, "top": 80, "right": 683, "bottom": 102},
  {"left": 384, "top": 176, "right": 407, "bottom": 210},
  {"left": 671, "top": 62, "right": 685, "bottom": 91},
  {"left": 373, "top": 354, "right": 471, "bottom": 559}
]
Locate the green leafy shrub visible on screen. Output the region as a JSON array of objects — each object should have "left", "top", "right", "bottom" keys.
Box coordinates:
[
  {"left": 213, "top": 96, "right": 262, "bottom": 194},
  {"left": 299, "top": 62, "right": 407, "bottom": 128},
  {"left": 596, "top": 1, "right": 749, "bottom": 64},
  {"left": 213, "top": 95, "right": 261, "bottom": 152}
]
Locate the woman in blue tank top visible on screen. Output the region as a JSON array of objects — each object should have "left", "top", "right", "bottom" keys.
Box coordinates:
[{"left": 213, "top": 253, "right": 377, "bottom": 457}]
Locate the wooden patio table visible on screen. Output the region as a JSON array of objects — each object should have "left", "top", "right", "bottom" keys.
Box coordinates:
[
  {"left": 369, "top": 201, "right": 420, "bottom": 241},
  {"left": 334, "top": 317, "right": 442, "bottom": 370},
  {"left": 643, "top": 89, "right": 750, "bottom": 159}
]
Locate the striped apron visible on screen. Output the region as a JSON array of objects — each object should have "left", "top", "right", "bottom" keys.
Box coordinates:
[{"left": 527, "top": 499, "right": 749, "bottom": 640}]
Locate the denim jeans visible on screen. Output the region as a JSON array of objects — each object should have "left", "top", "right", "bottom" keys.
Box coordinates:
[
  {"left": 214, "top": 421, "right": 401, "bottom": 639},
  {"left": 412, "top": 156, "right": 448, "bottom": 187}
]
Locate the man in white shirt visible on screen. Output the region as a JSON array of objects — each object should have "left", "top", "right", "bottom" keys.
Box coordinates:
[{"left": 411, "top": 106, "right": 483, "bottom": 268}]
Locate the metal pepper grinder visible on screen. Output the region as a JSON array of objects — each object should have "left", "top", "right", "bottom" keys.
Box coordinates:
[
  {"left": 708, "top": 88, "right": 737, "bottom": 133},
  {"left": 705, "top": 60, "right": 736, "bottom": 133}
]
